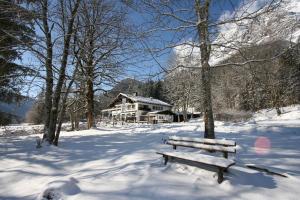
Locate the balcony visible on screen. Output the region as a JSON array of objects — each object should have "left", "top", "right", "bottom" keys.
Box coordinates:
[{"left": 138, "top": 105, "right": 151, "bottom": 111}]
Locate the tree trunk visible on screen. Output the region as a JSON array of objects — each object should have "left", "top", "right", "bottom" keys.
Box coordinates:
[
  {"left": 53, "top": 103, "right": 65, "bottom": 146},
  {"left": 41, "top": 0, "right": 53, "bottom": 141},
  {"left": 204, "top": 110, "right": 208, "bottom": 137},
  {"left": 183, "top": 110, "right": 187, "bottom": 122},
  {"left": 47, "top": 0, "right": 80, "bottom": 144},
  {"left": 84, "top": 24, "right": 96, "bottom": 129},
  {"left": 195, "top": 0, "right": 215, "bottom": 139},
  {"left": 276, "top": 107, "right": 281, "bottom": 115},
  {"left": 86, "top": 75, "right": 95, "bottom": 129},
  {"left": 70, "top": 112, "right": 75, "bottom": 131},
  {"left": 53, "top": 75, "right": 76, "bottom": 146},
  {"left": 75, "top": 110, "right": 79, "bottom": 130}
]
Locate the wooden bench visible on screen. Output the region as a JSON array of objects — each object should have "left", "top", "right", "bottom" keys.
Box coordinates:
[
  {"left": 169, "top": 136, "right": 236, "bottom": 146},
  {"left": 157, "top": 151, "right": 235, "bottom": 183},
  {"left": 167, "top": 136, "right": 236, "bottom": 158}
]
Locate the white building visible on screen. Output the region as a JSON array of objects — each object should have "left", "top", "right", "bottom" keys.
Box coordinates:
[{"left": 101, "top": 93, "right": 173, "bottom": 123}]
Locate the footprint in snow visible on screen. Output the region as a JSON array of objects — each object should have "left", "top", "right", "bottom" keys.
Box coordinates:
[{"left": 37, "top": 177, "right": 81, "bottom": 200}]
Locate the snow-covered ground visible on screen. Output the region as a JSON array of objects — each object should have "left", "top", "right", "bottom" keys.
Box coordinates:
[
  {"left": 0, "top": 105, "right": 300, "bottom": 200},
  {"left": 0, "top": 123, "right": 87, "bottom": 137}
]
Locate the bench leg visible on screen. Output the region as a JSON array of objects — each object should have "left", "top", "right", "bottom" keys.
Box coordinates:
[
  {"left": 223, "top": 152, "right": 228, "bottom": 159},
  {"left": 163, "top": 155, "right": 169, "bottom": 165},
  {"left": 173, "top": 145, "right": 176, "bottom": 150},
  {"left": 217, "top": 168, "right": 224, "bottom": 183}
]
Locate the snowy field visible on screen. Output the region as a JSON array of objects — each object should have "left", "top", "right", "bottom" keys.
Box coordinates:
[{"left": 0, "top": 105, "right": 300, "bottom": 200}]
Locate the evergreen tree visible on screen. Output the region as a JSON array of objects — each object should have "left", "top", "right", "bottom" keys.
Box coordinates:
[{"left": 0, "top": 0, "right": 34, "bottom": 102}]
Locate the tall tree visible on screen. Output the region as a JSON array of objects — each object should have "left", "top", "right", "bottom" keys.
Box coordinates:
[
  {"left": 31, "top": 0, "right": 81, "bottom": 144},
  {"left": 129, "top": 0, "right": 283, "bottom": 138},
  {"left": 0, "top": 0, "right": 35, "bottom": 102},
  {"left": 75, "top": 0, "right": 133, "bottom": 129},
  {"left": 47, "top": 0, "right": 81, "bottom": 144},
  {"left": 194, "top": 0, "right": 214, "bottom": 138}
]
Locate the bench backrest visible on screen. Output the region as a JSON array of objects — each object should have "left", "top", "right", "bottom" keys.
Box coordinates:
[
  {"left": 169, "top": 136, "right": 236, "bottom": 147},
  {"left": 167, "top": 140, "right": 236, "bottom": 153}
]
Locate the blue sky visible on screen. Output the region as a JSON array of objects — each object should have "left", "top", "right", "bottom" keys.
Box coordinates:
[
  {"left": 19, "top": 0, "right": 242, "bottom": 97},
  {"left": 123, "top": 0, "right": 242, "bottom": 81}
]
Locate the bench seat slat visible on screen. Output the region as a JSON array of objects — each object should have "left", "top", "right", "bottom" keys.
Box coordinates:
[
  {"left": 169, "top": 136, "right": 236, "bottom": 146},
  {"left": 157, "top": 151, "right": 235, "bottom": 168},
  {"left": 167, "top": 140, "right": 236, "bottom": 153}
]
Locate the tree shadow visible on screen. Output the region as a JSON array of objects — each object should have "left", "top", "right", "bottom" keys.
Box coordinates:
[
  {"left": 0, "top": 121, "right": 299, "bottom": 199},
  {"left": 228, "top": 165, "right": 277, "bottom": 189}
]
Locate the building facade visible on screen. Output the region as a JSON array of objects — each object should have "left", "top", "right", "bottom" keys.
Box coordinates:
[{"left": 101, "top": 93, "right": 173, "bottom": 123}]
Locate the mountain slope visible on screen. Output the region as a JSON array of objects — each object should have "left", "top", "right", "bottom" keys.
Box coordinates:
[{"left": 0, "top": 99, "right": 35, "bottom": 124}]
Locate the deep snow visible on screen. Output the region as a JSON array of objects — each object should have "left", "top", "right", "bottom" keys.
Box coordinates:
[{"left": 0, "top": 105, "right": 300, "bottom": 200}]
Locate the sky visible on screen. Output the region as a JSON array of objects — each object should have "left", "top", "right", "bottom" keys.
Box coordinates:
[
  {"left": 123, "top": 0, "right": 242, "bottom": 80},
  {"left": 19, "top": 0, "right": 243, "bottom": 97}
]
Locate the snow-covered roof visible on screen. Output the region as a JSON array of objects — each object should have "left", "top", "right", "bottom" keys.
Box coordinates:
[{"left": 119, "top": 93, "right": 172, "bottom": 107}]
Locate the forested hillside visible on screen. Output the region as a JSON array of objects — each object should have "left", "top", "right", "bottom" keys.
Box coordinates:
[{"left": 165, "top": 40, "right": 300, "bottom": 116}]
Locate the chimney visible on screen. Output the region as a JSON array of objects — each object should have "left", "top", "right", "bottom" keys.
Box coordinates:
[{"left": 133, "top": 92, "right": 138, "bottom": 96}]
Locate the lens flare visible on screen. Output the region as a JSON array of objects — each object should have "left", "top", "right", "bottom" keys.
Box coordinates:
[{"left": 254, "top": 136, "right": 271, "bottom": 155}]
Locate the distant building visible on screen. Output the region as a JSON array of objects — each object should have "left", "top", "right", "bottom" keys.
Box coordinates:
[{"left": 101, "top": 93, "right": 173, "bottom": 123}]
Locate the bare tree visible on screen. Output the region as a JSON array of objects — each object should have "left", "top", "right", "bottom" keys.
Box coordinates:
[
  {"left": 164, "top": 55, "right": 198, "bottom": 122},
  {"left": 128, "top": 0, "right": 285, "bottom": 138},
  {"left": 39, "top": 0, "right": 54, "bottom": 140},
  {"left": 75, "top": 0, "right": 136, "bottom": 129},
  {"left": 29, "top": 0, "right": 81, "bottom": 144}
]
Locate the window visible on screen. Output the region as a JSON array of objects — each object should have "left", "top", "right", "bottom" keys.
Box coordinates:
[
  {"left": 127, "top": 104, "right": 135, "bottom": 110},
  {"left": 138, "top": 104, "right": 150, "bottom": 111},
  {"left": 153, "top": 106, "right": 163, "bottom": 110}
]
